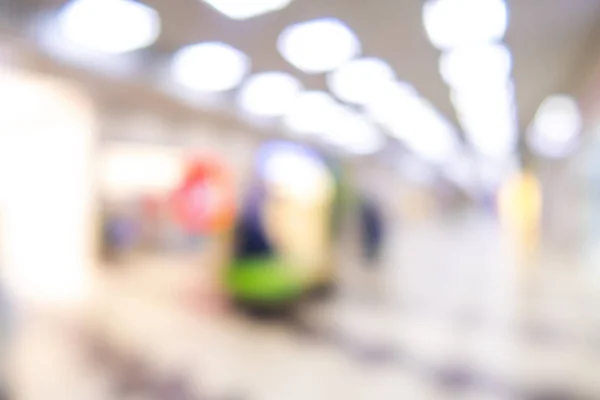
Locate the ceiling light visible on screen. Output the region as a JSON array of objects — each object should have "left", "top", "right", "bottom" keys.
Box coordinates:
[
  {"left": 401, "top": 112, "right": 460, "bottom": 164},
  {"left": 450, "top": 82, "right": 514, "bottom": 117},
  {"left": 57, "top": 0, "right": 160, "bottom": 54},
  {"left": 171, "top": 42, "right": 249, "bottom": 92},
  {"left": 327, "top": 58, "right": 396, "bottom": 104},
  {"left": 363, "top": 80, "right": 419, "bottom": 128},
  {"left": 439, "top": 43, "right": 512, "bottom": 90},
  {"left": 282, "top": 90, "right": 339, "bottom": 134},
  {"left": 423, "top": 0, "right": 508, "bottom": 50},
  {"left": 528, "top": 95, "right": 582, "bottom": 158},
  {"left": 322, "top": 109, "right": 384, "bottom": 155},
  {"left": 460, "top": 108, "right": 518, "bottom": 159},
  {"left": 364, "top": 83, "right": 459, "bottom": 163},
  {"left": 202, "top": 0, "right": 293, "bottom": 20},
  {"left": 367, "top": 88, "right": 459, "bottom": 164},
  {"left": 238, "top": 71, "right": 302, "bottom": 117},
  {"left": 278, "top": 18, "right": 360, "bottom": 73}
]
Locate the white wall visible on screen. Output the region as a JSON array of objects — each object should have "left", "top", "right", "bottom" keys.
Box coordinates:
[{"left": 0, "top": 68, "right": 96, "bottom": 308}]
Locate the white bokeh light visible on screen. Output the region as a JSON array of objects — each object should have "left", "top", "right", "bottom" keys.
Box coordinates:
[
  {"left": 439, "top": 44, "right": 513, "bottom": 90},
  {"left": 202, "top": 0, "right": 294, "bottom": 20},
  {"left": 450, "top": 82, "right": 515, "bottom": 117},
  {"left": 277, "top": 18, "right": 360, "bottom": 73},
  {"left": 363, "top": 80, "right": 419, "bottom": 128},
  {"left": 459, "top": 105, "right": 518, "bottom": 159},
  {"left": 57, "top": 0, "right": 160, "bottom": 54},
  {"left": 327, "top": 58, "right": 396, "bottom": 104},
  {"left": 423, "top": 0, "right": 508, "bottom": 50},
  {"left": 238, "top": 71, "right": 302, "bottom": 117},
  {"left": 321, "top": 108, "right": 384, "bottom": 155},
  {"left": 282, "top": 91, "right": 339, "bottom": 134},
  {"left": 528, "top": 95, "right": 582, "bottom": 158},
  {"left": 365, "top": 83, "right": 459, "bottom": 163},
  {"left": 171, "top": 42, "right": 249, "bottom": 92}
]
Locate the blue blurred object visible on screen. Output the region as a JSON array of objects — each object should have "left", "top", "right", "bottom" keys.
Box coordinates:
[{"left": 359, "top": 196, "right": 384, "bottom": 264}]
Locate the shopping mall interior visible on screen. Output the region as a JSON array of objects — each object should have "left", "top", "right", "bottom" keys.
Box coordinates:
[{"left": 2, "top": 0, "right": 600, "bottom": 399}]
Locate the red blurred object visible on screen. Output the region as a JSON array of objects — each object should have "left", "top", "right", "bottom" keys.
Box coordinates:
[{"left": 170, "top": 156, "right": 236, "bottom": 234}]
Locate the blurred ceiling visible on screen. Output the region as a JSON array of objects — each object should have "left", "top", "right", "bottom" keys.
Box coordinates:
[{"left": 4, "top": 0, "right": 600, "bottom": 145}]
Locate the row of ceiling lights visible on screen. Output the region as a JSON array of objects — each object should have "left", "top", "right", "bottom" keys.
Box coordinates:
[
  {"left": 424, "top": 0, "right": 518, "bottom": 169},
  {"left": 53, "top": 0, "right": 583, "bottom": 166},
  {"left": 421, "top": 0, "right": 584, "bottom": 192},
  {"left": 51, "top": 0, "right": 461, "bottom": 161}
]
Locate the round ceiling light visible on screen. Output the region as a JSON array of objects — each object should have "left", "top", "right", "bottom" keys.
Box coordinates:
[
  {"left": 277, "top": 18, "right": 360, "bottom": 74},
  {"left": 423, "top": 0, "right": 508, "bottom": 50},
  {"left": 57, "top": 0, "right": 160, "bottom": 54},
  {"left": 528, "top": 95, "right": 582, "bottom": 158},
  {"left": 327, "top": 57, "right": 396, "bottom": 105},
  {"left": 171, "top": 42, "right": 250, "bottom": 92},
  {"left": 201, "top": 0, "right": 294, "bottom": 20},
  {"left": 238, "top": 71, "right": 302, "bottom": 117},
  {"left": 439, "top": 43, "right": 512, "bottom": 90},
  {"left": 282, "top": 90, "right": 339, "bottom": 134},
  {"left": 323, "top": 110, "right": 385, "bottom": 155}
]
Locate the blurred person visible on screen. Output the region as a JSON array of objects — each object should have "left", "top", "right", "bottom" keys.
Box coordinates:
[
  {"left": 359, "top": 195, "right": 384, "bottom": 266},
  {"left": 226, "top": 142, "right": 346, "bottom": 313}
]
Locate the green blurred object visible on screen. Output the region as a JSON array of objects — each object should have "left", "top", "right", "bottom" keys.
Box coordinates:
[{"left": 226, "top": 257, "right": 304, "bottom": 304}]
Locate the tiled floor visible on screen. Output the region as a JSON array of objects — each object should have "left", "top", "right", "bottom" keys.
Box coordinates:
[{"left": 6, "top": 215, "right": 600, "bottom": 400}]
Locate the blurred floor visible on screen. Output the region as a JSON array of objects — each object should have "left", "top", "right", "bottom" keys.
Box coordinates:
[{"left": 6, "top": 212, "right": 600, "bottom": 400}]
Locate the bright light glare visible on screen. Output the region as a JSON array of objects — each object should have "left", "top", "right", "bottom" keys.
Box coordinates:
[
  {"left": 364, "top": 81, "right": 418, "bottom": 128},
  {"left": 327, "top": 58, "right": 396, "bottom": 104},
  {"left": 283, "top": 91, "right": 339, "bottom": 134},
  {"left": 528, "top": 95, "right": 582, "bottom": 158},
  {"left": 283, "top": 91, "right": 383, "bottom": 155},
  {"left": 402, "top": 111, "right": 460, "bottom": 164},
  {"left": 322, "top": 108, "right": 384, "bottom": 155},
  {"left": 450, "top": 82, "right": 514, "bottom": 117},
  {"left": 439, "top": 44, "right": 512, "bottom": 90},
  {"left": 278, "top": 18, "right": 360, "bottom": 73},
  {"left": 423, "top": 0, "right": 508, "bottom": 50},
  {"left": 57, "top": 0, "right": 160, "bottom": 54},
  {"left": 365, "top": 83, "right": 458, "bottom": 163},
  {"left": 237, "top": 72, "right": 302, "bottom": 117},
  {"left": 459, "top": 106, "right": 518, "bottom": 159},
  {"left": 202, "top": 0, "right": 293, "bottom": 20},
  {"left": 171, "top": 42, "right": 249, "bottom": 92}
]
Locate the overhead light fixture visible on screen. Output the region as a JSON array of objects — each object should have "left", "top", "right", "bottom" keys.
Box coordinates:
[
  {"left": 321, "top": 108, "right": 384, "bottom": 155},
  {"left": 439, "top": 43, "right": 512, "bottom": 90},
  {"left": 528, "top": 95, "right": 582, "bottom": 158},
  {"left": 171, "top": 42, "right": 250, "bottom": 92},
  {"left": 202, "top": 0, "right": 294, "bottom": 20},
  {"left": 401, "top": 110, "right": 460, "bottom": 164},
  {"left": 450, "top": 82, "right": 514, "bottom": 116},
  {"left": 238, "top": 71, "right": 302, "bottom": 117},
  {"left": 365, "top": 85, "right": 459, "bottom": 164},
  {"left": 282, "top": 90, "right": 339, "bottom": 134},
  {"left": 363, "top": 80, "right": 419, "bottom": 128},
  {"left": 277, "top": 18, "right": 360, "bottom": 74},
  {"left": 423, "top": 0, "right": 508, "bottom": 50},
  {"left": 327, "top": 57, "right": 396, "bottom": 105},
  {"left": 459, "top": 107, "right": 518, "bottom": 159},
  {"left": 57, "top": 0, "right": 160, "bottom": 54}
]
